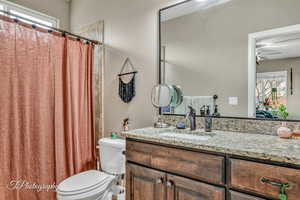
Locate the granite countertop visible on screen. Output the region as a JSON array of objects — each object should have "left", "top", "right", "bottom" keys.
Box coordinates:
[{"left": 122, "top": 127, "right": 300, "bottom": 165}]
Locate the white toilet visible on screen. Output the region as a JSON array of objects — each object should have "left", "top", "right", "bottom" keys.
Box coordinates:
[{"left": 56, "top": 138, "right": 126, "bottom": 200}]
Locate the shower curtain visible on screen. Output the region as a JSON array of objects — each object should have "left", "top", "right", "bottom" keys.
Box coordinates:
[{"left": 0, "top": 16, "right": 96, "bottom": 200}]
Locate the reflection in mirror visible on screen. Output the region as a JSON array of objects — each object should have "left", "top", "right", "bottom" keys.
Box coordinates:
[
  {"left": 254, "top": 31, "right": 300, "bottom": 120},
  {"left": 160, "top": 0, "right": 300, "bottom": 121}
]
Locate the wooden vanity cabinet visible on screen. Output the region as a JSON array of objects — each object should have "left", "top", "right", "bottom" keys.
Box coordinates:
[
  {"left": 126, "top": 140, "right": 225, "bottom": 200},
  {"left": 126, "top": 139, "right": 300, "bottom": 200}
]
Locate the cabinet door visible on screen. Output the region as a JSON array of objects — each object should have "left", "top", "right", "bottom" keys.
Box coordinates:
[
  {"left": 166, "top": 174, "right": 225, "bottom": 200},
  {"left": 126, "top": 163, "right": 166, "bottom": 200}
]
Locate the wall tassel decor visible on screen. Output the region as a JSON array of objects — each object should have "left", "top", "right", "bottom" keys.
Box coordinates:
[{"left": 118, "top": 58, "right": 138, "bottom": 103}]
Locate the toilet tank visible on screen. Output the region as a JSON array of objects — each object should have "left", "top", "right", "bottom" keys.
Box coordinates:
[{"left": 99, "top": 138, "right": 126, "bottom": 175}]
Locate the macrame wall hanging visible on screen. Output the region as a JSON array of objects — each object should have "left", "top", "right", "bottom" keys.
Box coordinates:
[{"left": 118, "top": 58, "right": 138, "bottom": 103}]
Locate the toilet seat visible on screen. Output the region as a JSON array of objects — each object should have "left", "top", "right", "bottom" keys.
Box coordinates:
[{"left": 57, "top": 170, "right": 115, "bottom": 200}]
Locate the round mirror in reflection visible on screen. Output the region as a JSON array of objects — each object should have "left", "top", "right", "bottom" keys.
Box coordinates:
[
  {"left": 151, "top": 84, "right": 183, "bottom": 108},
  {"left": 151, "top": 84, "right": 172, "bottom": 108}
]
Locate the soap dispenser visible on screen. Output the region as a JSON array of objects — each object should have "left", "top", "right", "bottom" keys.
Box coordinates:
[
  {"left": 204, "top": 105, "right": 212, "bottom": 132},
  {"left": 212, "top": 105, "right": 220, "bottom": 117},
  {"left": 206, "top": 105, "right": 211, "bottom": 116},
  {"left": 200, "top": 105, "right": 206, "bottom": 117}
]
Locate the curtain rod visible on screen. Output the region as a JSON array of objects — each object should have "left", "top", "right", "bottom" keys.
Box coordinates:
[{"left": 0, "top": 10, "right": 102, "bottom": 45}]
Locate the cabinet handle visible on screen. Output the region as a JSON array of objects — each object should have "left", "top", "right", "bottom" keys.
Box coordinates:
[
  {"left": 261, "top": 177, "right": 291, "bottom": 200},
  {"left": 156, "top": 178, "right": 163, "bottom": 184},
  {"left": 261, "top": 177, "right": 290, "bottom": 188},
  {"left": 166, "top": 180, "right": 174, "bottom": 187}
]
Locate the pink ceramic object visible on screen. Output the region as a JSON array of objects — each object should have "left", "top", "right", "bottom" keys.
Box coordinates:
[{"left": 277, "top": 123, "right": 293, "bottom": 139}]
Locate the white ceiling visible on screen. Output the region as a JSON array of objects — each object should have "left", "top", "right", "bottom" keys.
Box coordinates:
[
  {"left": 256, "top": 32, "right": 300, "bottom": 60},
  {"left": 161, "top": 0, "right": 231, "bottom": 22}
]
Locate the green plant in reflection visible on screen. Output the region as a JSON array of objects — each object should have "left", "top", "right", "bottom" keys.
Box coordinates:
[{"left": 272, "top": 104, "right": 289, "bottom": 120}]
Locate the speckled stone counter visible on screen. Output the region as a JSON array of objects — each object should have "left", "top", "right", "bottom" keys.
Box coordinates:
[{"left": 122, "top": 127, "right": 300, "bottom": 166}]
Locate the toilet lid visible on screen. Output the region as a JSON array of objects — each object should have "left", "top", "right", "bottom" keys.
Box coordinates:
[{"left": 57, "top": 170, "right": 115, "bottom": 195}]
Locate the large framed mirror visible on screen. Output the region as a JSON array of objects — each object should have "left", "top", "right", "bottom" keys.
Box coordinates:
[{"left": 159, "top": 0, "right": 300, "bottom": 121}]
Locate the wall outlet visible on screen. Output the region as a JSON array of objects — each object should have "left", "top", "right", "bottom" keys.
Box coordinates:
[{"left": 229, "top": 97, "right": 238, "bottom": 105}]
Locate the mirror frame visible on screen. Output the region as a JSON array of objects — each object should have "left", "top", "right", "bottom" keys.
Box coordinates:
[{"left": 158, "top": 0, "right": 300, "bottom": 122}]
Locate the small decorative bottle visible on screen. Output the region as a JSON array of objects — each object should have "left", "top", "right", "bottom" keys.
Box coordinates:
[
  {"left": 293, "top": 125, "right": 300, "bottom": 137},
  {"left": 122, "top": 118, "right": 129, "bottom": 131},
  {"left": 277, "top": 122, "right": 293, "bottom": 139}
]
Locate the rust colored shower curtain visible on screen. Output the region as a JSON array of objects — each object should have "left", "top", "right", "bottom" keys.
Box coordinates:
[{"left": 0, "top": 16, "right": 96, "bottom": 200}]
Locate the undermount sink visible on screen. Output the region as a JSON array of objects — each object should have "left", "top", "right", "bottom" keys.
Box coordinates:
[{"left": 159, "top": 130, "right": 214, "bottom": 141}]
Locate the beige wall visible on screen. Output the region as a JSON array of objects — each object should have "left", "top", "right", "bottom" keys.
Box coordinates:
[
  {"left": 69, "top": 0, "right": 300, "bottom": 134},
  {"left": 70, "top": 0, "right": 179, "bottom": 136},
  {"left": 8, "top": 0, "right": 70, "bottom": 29},
  {"left": 257, "top": 58, "right": 300, "bottom": 120},
  {"left": 162, "top": 0, "right": 300, "bottom": 117}
]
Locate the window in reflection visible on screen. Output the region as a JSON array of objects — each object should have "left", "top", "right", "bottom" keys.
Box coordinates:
[{"left": 256, "top": 71, "right": 288, "bottom": 119}]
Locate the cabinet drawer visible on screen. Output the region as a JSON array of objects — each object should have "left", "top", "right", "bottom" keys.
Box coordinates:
[
  {"left": 229, "top": 191, "right": 265, "bottom": 200},
  {"left": 230, "top": 159, "right": 300, "bottom": 200},
  {"left": 126, "top": 140, "right": 225, "bottom": 184}
]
